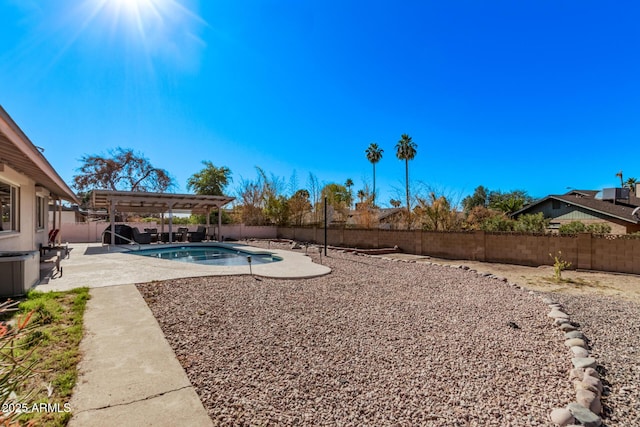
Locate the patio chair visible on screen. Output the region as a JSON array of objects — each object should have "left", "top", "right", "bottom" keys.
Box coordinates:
[
  {"left": 188, "top": 226, "right": 206, "bottom": 242},
  {"left": 177, "top": 227, "right": 189, "bottom": 242},
  {"left": 144, "top": 228, "right": 159, "bottom": 243},
  {"left": 131, "top": 227, "right": 152, "bottom": 244}
]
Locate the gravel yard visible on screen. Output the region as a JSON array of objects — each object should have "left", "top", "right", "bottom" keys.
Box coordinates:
[
  {"left": 138, "top": 242, "right": 599, "bottom": 426},
  {"left": 552, "top": 293, "right": 640, "bottom": 426}
]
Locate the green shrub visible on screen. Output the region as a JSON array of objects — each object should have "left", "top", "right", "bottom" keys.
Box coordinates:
[
  {"left": 514, "top": 212, "right": 549, "bottom": 233},
  {"left": 558, "top": 221, "right": 587, "bottom": 234},
  {"left": 586, "top": 223, "right": 612, "bottom": 234},
  {"left": 559, "top": 221, "right": 612, "bottom": 235},
  {"left": 480, "top": 215, "right": 515, "bottom": 232}
]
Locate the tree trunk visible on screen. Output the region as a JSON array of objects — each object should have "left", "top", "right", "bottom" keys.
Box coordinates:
[
  {"left": 405, "top": 159, "right": 410, "bottom": 229},
  {"left": 373, "top": 163, "right": 376, "bottom": 206}
]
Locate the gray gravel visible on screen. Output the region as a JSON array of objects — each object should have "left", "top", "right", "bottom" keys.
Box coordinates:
[
  {"left": 553, "top": 293, "right": 640, "bottom": 427},
  {"left": 138, "top": 244, "right": 583, "bottom": 426}
]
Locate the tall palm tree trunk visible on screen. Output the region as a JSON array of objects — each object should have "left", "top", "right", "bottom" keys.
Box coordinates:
[
  {"left": 372, "top": 163, "right": 376, "bottom": 205},
  {"left": 404, "top": 159, "right": 411, "bottom": 215}
]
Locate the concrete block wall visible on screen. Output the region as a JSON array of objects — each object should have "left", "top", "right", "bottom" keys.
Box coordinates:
[
  {"left": 422, "top": 232, "right": 478, "bottom": 260},
  {"left": 273, "top": 227, "right": 640, "bottom": 275},
  {"left": 591, "top": 236, "right": 640, "bottom": 274}
]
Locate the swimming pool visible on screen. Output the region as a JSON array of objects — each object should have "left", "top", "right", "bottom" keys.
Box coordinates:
[{"left": 130, "top": 245, "right": 282, "bottom": 266}]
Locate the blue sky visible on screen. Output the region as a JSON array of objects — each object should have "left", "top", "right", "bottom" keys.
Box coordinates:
[{"left": 1, "top": 0, "right": 639, "bottom": 207}]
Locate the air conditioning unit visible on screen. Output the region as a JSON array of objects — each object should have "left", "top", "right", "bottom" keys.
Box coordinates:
[
  {"left": 602, "top": 187, "right": 630, "bottom": 201},
  {"left": 0, "top": 251, "right": 40, "bottom": 297}
]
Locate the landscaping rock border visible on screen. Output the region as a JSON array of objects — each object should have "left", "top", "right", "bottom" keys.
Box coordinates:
[{"left": 542, "top": 298, "right": 604, "bottom": 426}]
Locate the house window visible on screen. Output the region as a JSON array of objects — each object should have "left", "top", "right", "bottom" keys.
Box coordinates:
[
  {"left": 0, "top": 181, "right": 19, "bottom": 232},
  {"left": 552, "top": 200, "right": 561, "bottom": 210},
  {"left": 36, "top": 196, "right": 46, "bottom": 230}
]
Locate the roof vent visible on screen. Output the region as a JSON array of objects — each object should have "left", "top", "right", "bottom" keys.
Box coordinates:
[{"left": 602, "top": 187, "right": 630, "bottom": 203}]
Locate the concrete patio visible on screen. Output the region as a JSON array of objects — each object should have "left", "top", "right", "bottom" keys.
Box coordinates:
[{"left": 37, "top": 242, "right": 330, "bottom": 426}]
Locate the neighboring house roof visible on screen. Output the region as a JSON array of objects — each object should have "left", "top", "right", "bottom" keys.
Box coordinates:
[
  {"left": 377, "top": 208, "right": 404, "bottom": 221},
  {"left": 0, "top": 105, "right": 79, "bottom": 203},
  {"left": 513, "top": 189, "right": 640, "bottom": 224}
]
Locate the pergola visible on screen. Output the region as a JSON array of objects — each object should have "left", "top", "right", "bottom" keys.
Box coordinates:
[{"left": 90, "top": 190, "right": 235, "bottom": 245}]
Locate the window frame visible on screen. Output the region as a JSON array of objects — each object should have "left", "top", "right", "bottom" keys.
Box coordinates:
[
  {"left": 0, "top": 180, "right": 19, "bottom": 233},
  {"left": 36, "top": 195, "right": 46, "bottom": 230}
]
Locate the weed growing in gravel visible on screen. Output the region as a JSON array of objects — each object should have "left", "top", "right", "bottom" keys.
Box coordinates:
[{"left": 550, "top": 251, "right": 571, "bottom": 282}]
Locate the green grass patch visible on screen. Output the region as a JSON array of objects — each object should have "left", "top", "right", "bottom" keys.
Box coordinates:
[{"left": 9, "top": 287, "right": 90, "bottom": 426}]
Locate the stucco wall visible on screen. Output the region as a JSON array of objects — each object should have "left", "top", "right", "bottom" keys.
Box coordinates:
[{"left": 0, "top": 164, "right": 48, "bottom": 252}]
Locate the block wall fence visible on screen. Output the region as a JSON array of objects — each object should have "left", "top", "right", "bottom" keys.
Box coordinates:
[
  {"left": 55, "top": 222, "right": 638, "bottom": 275},
  {"left": 276, "top": 227, "right": 640, "bottom": 275}
]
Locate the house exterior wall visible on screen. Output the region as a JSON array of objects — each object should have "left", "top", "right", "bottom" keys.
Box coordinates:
[
  {"left": 48, "top": 210, "right": 80, "bottom": 224},
  {"left": 521, "top": 199, "right": 636, "bottom": 234},
  {"left": 0, "top": 164, "right": 48, "bottom": 252}
]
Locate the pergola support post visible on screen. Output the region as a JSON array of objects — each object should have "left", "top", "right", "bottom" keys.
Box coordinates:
[
  {"left": 206, "top": 207, "right": 211, "bottom": 241},
  {"left": 57, "top": 201, "right": 62, "bottom": 246},
  {"left": 168, "top": 204, "right": 174, "bottom": 243},
  {"left": 110, "top": 199, "right": 116, "bottom": 246},
  {"left": 218, "top": 206, "right": 222, "bottom": 241}
]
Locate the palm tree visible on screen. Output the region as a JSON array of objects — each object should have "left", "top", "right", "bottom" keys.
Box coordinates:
[
  {"left": 345, "top": 178, "right": 354, "bottom": 209},
  {"left": 365, "top": 143, "right": 383, "bottom": 206},
  {"left": 625, "top": 177, "right": 638, "bottom": 194},
  {"left": 395, "top": 134, "right": 417, "bottom": 220},
  {"left": 616, "top": 170, "right": 624, "bottom": 187}
]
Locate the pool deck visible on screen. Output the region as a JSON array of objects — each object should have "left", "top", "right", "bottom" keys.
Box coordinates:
[
  {"left": 38, "top": 242, "right": 330, "bottom": 426},
  {"left": 36, "top": 242, "right": 331, "bottom": 292}
]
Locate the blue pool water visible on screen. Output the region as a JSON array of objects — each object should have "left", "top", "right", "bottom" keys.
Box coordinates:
[{"left": 130, "top": 245, "right": 282, "bottom": 266}]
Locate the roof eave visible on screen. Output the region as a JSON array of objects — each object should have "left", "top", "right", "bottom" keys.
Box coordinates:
[{"left": 0, "top": 106, "right": 79, "bottom": 204}]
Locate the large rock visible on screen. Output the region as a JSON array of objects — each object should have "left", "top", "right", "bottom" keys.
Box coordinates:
[
  {"left": 577, "top": 389, "right": 597, "bottom": 408},
  {"left": 550, "top": 408, "right": 575, "bottom": 426},
  {"left": 582, "top": 375, "right": 603, "bottom": 394},
  {"left": 571, "top": 357, "right": 597, "bottom": 369},
  {"left": 565, "top": 330, "right": 585, "bottom": 340},
  {"left": 570, "top": 346, "right": 589, "bottom": 358},
  {"left": 584, "top": 367, "right": 600, "bottom": 379},
  {"left": 548, "top": 309, "right": 570, "bottom": 319},
  {"left": 560, "top": 323, "right": 577, "bottom": 331},
  {"left": 567, "top": 402, "right": 602, "bottom": 427},
  {"left": 565, "top": 338, "right": 586, "bottom": 348},
  {"left": 569, "top": 368, "right": 585, "bottom": 381}
]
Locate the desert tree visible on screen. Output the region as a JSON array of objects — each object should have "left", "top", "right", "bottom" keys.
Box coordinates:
[
  {"left": 461, "top": 185, "right": 489, "bottom": 213},
  {"left": 73, "top": 147, "right": 174, "bottom": 193},
  {"left": 307, "top": 172, "right": 321, "bottom": 224},
  {"left": 187, "top": 161, "right": 232, "bottom": 195},
  {"left": 288, "top": 189, "right": 312, "bottom": 226},
  {"left": 415, "top": 192, "right": 461, "bottom": 231},
  {"left": 321, "top": 183, "right": 351, "bottom": 223}
]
